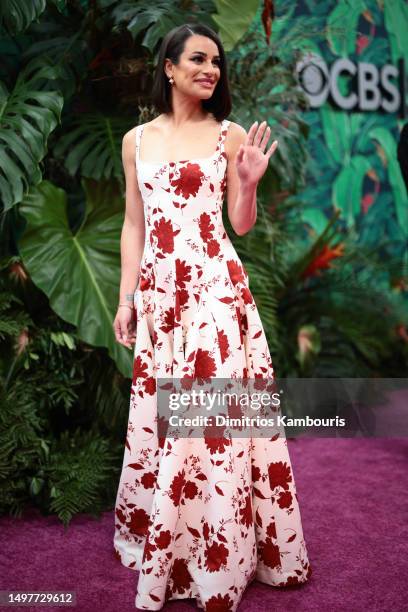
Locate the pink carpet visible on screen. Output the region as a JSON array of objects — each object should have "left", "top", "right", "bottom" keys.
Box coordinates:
[{"left": 1, "top": 438, "right": 406, "bottom": 611}]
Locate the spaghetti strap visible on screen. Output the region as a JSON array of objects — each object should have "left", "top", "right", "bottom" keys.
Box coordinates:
[
  {"left": 219, "top": 119, "right": 231, "bottom": 143},
  {"left": 135, "top": 124, "right": 144, "bottom": 165},
  {"left": 217, "top": 119, "right": 231, "bottom": 158}
]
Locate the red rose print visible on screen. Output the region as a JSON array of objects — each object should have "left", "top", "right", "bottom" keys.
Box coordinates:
[
  {"left": 127, "top": 507, "right": 149, "bottom": 536},
  {"left": 132, "top": 355, "right": 149, "bottom": 382},
  {"left": 204, "top": 541, "right": 229, "bottom": 572},
  {"left": 171, "top": 163, "right": 204, "bottom": 199},
  {"left": 115, "top": 508, "right": 126, "bottom": 524},
  {"left": 266, "top": 520, "right": 277, "bottom": 539},
  {"left": 278, "top": 490, "right": 293, "bottom": 509},
  {"left": 204, "top": 423, "right": 230, "bottom": 454},
  {"left": 207, "top": 239, "right": 220, "bottom": 258},
  {"left": 160, "top": 307, "right": 175, "bottom": 334},
  {"left": 169, "top": 470, "right": 186, "bottom": 506},
  {"left": 141, "top": 472, "right": 156, "bottom": 489},
  {"left": 199, "top": 212, "right": 215, "bottom": 242},
  {"left": 205, "top": 593, "right": 234, "bottom": 611},
  {"left": 170, "top": 558, "right": 193, "bottom": 594},
  {"left": 155, "top": 529, "right": 172, "bottom": 550},
  {"left": 203, "top": 521, "right": 210, "bottom": 540},
  {"left": 140, "top": 275, "right": 151, "bottom": 291},
  {"left": 152, "top": 217, "right": 177, "bottom": 254},
  {"left": 179, "top": 287, "right": 189, "bottom": 308},
  {"left": 184, "top": 480, "right": 199, "bottom": 499},
  {"left": 141, "top": 533, "right": 156, "bottom": 563},
  {"left": 251, "top": 464, "right": 261, "bottom": 482},
  {"left": 194, "top": 348, "right": 217, "bottom": 378},
  {"left": 175, "top": 258, "right": 192, "bottom": 287},
  {"left": 217, "top": 328, "right": 230, "bottom": 363},
  {"left": 241, "top": 286, "right": 254, "bottom": 305},
  {"left": 259, "top": 538, "right": 281, "bottom": 569},
  {"left": 268, "top": 461, "right": 292, "bottom": 491},
  {"left": 227, "top": 260, "right": 245, "bottom": 285},
  {"left": 278, "top": 575, "right": 303, "bottom": 586},
  {"left": 239, "top": 494, "right": 253, "bottom": 528},
  {"left": 143, "top": 376, "right": 156, "bottom": 395}
]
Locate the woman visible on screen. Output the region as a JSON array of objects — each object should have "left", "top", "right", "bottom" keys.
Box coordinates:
[{"left": 113, "top": 22, "right": 312, "bottom": 611}]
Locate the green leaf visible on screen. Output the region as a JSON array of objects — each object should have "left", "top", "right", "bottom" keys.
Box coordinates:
[
  {"left": 0, "top": 57, "right": 63, "bottom": 211},
  {"left": 369, "top": 127, "right": 408, "bottom": 237},
  {"left": 320, "top": 106, "right": 351, "bottom": 165},
  {"left": 30, "top": 476, "right": 45, "bottom": 495},
  {"left": 332, "top": 156, "right": 371, "bottom": 227},
  {"left": 17, "top": 179, "right": 133, "bottom": 378},
  {"left": 212, "top": 0, "right": 259, "bottom": 51},
  {"left": 0, "top": 0, "right": 46, "bottom": 35},
  {"left": 53, "top": 114, "right": 131, "bottom": 183},
  {"left": 302, "top": 208, "right": 331, "bottom": 235},
  {"left": 326, "top": 0, "right": 365, "bottom": 56},
  {"left": 384, "top": 0, "right": 408, "bottom": 65}
]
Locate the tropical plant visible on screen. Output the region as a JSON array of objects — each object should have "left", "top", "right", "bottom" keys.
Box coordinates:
[{"left": 0, "top": 256, "right": 129, "bottom": 523}]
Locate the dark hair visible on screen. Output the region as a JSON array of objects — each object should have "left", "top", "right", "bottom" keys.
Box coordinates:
[{"left": 151, "top": 23, "right": 232, "bottom": 121}]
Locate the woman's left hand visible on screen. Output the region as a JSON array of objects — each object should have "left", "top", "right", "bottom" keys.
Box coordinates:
[{"left": 236, "top": 121, "right": 278, "bottom": 185}]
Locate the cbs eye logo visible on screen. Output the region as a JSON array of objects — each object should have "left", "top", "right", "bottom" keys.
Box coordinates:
[{"left": 296, "top": 52, "right": 405, "bottom": 116}]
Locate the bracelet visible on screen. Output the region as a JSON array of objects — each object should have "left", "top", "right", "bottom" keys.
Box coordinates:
[{"left": 118, "top": 303, "right": 135, "bottom": 309}]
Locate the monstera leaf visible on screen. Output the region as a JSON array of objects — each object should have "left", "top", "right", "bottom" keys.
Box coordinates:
[
  {"left": 112, "top": 1, "right": 214, "bottom": 51},
  {"left": 0, "top": 57, "right": 63, "bottom": 211},
  {"left": 18, "top": 179, "right": 133, "bottom": 378},
  {"left": 112, "top": 0, "right": 258, "bottom": 53},
  {"left": 0, "top": 0, "right": 46, "bottom": 35},
  {"left": 53, "top": 114, "right": 132, "bottom": 183}
]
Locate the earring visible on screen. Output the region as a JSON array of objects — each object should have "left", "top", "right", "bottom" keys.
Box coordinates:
[{"left": 169, "top": 77, "right": 174, "bottom": 85}]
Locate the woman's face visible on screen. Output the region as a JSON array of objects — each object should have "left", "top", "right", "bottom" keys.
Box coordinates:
[{"left": 165, "top": 34, "right": 221, "bottom": 100}]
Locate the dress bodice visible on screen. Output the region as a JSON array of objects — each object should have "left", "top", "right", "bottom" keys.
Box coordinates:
[
  {"left": 135, "top": 119, "right": 230, "bottom": 252},
  {"left": 132, "top": 118, "right": 271, "bottom": 380}
]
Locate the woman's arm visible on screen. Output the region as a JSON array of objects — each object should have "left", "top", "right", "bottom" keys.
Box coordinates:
[
  {"left": 225, "top": 121, "right": 277, "bottom": 236},
  {"left": 225, "top": 123, "right": 256, "bottom": 236},
  {"left": 118, "top": 128, "right": 146, "bottom": 307}
]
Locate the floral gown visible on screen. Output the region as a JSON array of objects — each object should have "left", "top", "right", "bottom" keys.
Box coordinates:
[{"left": 113, "top": 119, "right": 312, "bottom": 611}]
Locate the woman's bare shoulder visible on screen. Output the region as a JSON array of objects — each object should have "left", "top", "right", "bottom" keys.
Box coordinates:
[
  {"left": 122, "top": 116, "right": 163, "bottom": 142},
  {"left": 226, "top": 121, "right": 247, "bottom": 138}
]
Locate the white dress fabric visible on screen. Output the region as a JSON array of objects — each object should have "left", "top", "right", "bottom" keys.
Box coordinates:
[{"left": 113, "top": 119, "right": 312, "bottom": 611}]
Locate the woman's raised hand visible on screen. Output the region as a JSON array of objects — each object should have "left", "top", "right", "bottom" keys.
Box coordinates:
[{"left": 235, "top": 120, "right": 278, "bottom": 185}]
